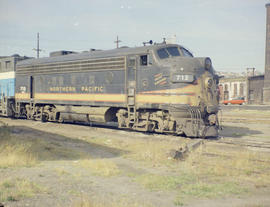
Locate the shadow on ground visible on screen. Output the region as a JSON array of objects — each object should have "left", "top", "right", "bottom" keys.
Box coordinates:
[
  {"left": 0, "top": 125, "right": 127, "bottom": 161},
  {"left": 219, "top": 125, "right": 262, "bottom": 138}
]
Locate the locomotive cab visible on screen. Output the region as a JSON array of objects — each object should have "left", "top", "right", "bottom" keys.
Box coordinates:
[{"left": 144, "top": 44, "right": 220, "bottom": 137}]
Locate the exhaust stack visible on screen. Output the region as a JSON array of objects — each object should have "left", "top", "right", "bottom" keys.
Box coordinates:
[{"left": 263, "top": 3, "right": 270, "bottom": 104}]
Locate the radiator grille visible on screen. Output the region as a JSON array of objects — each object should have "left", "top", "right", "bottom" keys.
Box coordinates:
[{"left": 16, "top": 57, "right": 126, "bottom": 75}]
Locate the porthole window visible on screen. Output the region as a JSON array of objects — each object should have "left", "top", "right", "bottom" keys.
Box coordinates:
[{"left": 105, "top": 72, "right": 114, "bottom": 84}]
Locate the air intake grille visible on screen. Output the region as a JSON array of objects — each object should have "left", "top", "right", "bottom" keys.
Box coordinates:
[{"left": 16, "top": 57, "right": 126, "bottom": 75}]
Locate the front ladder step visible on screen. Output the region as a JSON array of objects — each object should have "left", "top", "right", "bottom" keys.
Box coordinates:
[{"left": 128, "top": 107, "right": 136, "bottom": 124}]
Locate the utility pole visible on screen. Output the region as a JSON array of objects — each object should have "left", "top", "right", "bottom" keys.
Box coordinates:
[
  {"left": 246, "top": 67, "right": 255, "bottom": 104},
  {"left": 246, "top": 67, "right": 255, "bottom": 77},
  {"left": 114, "top": 36, "right": 121, "bottom": 48},
  {"left": 33, "top": 32, "right": 42, "bottom": 58}
]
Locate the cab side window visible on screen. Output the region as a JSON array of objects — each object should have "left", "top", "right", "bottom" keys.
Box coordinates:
[
  {"left": 180, "top": 47, "right": 193, "bottom": 57},
  {"left": 140, "top": 55, "right": 148, "bottom": 66}
]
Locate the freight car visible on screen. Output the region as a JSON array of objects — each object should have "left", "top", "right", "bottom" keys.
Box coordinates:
[{"left": 3, "top": 42, "right": 220, "bottom": 137}]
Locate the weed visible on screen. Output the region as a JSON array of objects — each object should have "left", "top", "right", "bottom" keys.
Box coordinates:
[
  {"left": 0, "top": 125, "right": 37, "bottom": 168},
  {"left": 6, "top": 195, "right": 17, "bottom": 201},
  {"left": 174, "top": 200, "right": 184, "bottom": 206},
  {"left": 0, "top": 126, "right": 85, "bottom": 168},
  {"left": 89, "top": 137, "right": 187, "bottom": 166},
  {"left": 0, "top": 178, "right": 46, "bottom": 202},
  {"left": 0, "top": 142, "right": 37, "bottom": 168}
]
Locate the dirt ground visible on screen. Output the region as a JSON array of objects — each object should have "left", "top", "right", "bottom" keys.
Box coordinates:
[{"left": 0, "top": 108, "right": 270, "bottom": 207}]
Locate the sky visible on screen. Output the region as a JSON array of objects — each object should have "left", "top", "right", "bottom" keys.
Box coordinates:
[{"left": 0, "top": 0, "right": 269, "bottom": 72}]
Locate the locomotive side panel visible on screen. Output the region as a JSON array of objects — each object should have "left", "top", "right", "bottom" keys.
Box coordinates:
[
  {"left": 15, "top": 56, "right": 128, "bottom": 122},
  {"left": 34, "top": 71, "right": 126, "bottom": 106},
  {"left": 16, "top": 71, "right": 126, "bottom": 106},
  {"left": 15, "top": 56, "right": 127, "bottom": 107}
]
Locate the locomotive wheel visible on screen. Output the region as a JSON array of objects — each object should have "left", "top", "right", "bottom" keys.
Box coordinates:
[{"left": 41, "top": 113, "right": 49, "bottom": 122}]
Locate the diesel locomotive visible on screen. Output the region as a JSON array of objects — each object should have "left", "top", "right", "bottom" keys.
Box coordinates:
[{"left": 0, "top": 42, "right": 220, "bottom": 137}]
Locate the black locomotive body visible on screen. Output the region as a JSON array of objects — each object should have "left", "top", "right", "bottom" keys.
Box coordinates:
[{"left": 14, "top": 43, "right": 219, "bottom": 137}]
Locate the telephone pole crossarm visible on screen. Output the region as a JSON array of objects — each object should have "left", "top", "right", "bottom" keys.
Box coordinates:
[{"left": 114, "top": 36, "right": 122, "bottom": 48}]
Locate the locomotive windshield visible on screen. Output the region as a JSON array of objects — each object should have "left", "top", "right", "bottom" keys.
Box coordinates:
[
  {"left": 157, "top": 47, "right": 180, "bottom": 59},
  {"left": 157, "top": 48, "right": 169, "bottom": 59},
  {"left": 167, "top": 47, "right": 180, "bottom": 56},
  {"left": 157, "top": 46, "right": 193, "bottom": 59},
  {"left": 180, "top": 47, "right": 193, "bottom": 57}
]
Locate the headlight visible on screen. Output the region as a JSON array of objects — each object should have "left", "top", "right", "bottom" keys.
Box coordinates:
[
  {"left": 205, "top": 58, "right": 212, "bottom": 70},
  {"left": 205, "top": 77, "right": 213, "bottom": 88},
  {"left": 171, "top": 74, "right": 194, "bottom": 83}
]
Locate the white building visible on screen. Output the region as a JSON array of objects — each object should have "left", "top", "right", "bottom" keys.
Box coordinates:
[{"left": 219, "top": 77, "right": 247, "bottom": 101}]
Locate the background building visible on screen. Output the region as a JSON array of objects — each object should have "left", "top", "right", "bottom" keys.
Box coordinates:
[
  {"left": 219, "top": 77, "right": 246, "bottom": 103},
  {"left": 247, "top": 75, "right": 265, "bottom": 104}
]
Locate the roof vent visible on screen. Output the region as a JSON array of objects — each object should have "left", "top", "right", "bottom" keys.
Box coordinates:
[{"left": 50, "top": 50, "right": 77, "bottom": 57}]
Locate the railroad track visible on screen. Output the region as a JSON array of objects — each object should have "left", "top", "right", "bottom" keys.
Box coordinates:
[
  {"left": 2, "top": 117, "right": 270, "bottom": 151},
  {"left": 213, "top": 138, "right": 270, "bottom": 150}
]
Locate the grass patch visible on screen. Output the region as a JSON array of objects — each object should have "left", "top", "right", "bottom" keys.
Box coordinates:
[
  {"left": 89, "top": 137, "right": 187, "bottom": 166},
  {"left": 133, "top": 143, "right": 269, "bottom": 202},
  {"left": 135, "top": 173, "right": 247, "bottom": 202},
  {"left": 178, "top": 144, "right": 270, "bottom": 194},
  {"left": 76, "top": 159, "right": 120, "bottom": 177},
  {"left": 124, "top": 139, "right": 178, "bottom": 165},
  {"left": 135, "top": 173, "right": 195, "bottom": 191},
  {"left": 70, "top": 196, "right": 153, "bottom": 207},
  {"left": 0, "top": 125, "right": 37, "bottom": 168},
  {"left": 190, "top": 146, "right": 270, "bottom": 182},
  {"left": 0, "top": 143, "right": 38, "bottom": 168},
  {"left": 0, "top": 125, "right": 86, "bottom": 168},
  {"left": 179, "top": 182, "right": 246, "bottom": 198},
  {"left": 20, "top": 137, "right": 85, "bottom": 161},
  {"left": 174, "top": 181, "right": 247, "bottom": 203},
  {"left": 0, "top": 178, "right": 46, "bottom": 202}
]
